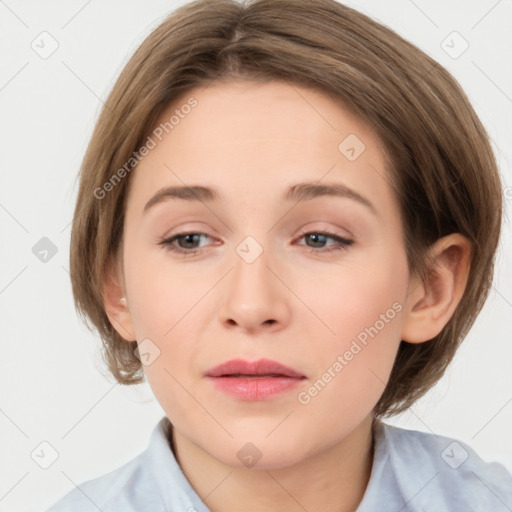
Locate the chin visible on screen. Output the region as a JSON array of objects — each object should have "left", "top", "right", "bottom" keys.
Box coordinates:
[{"left": 205, "top": 434, "right": 312, "bottom": 471}]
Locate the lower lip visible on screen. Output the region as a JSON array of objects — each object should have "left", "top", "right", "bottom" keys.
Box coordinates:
[{"left": 207, "top": 375, "right": 305, "bottom": 400}]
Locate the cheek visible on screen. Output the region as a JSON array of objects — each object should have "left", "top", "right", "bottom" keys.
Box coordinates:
[
  {"left": 295, "top": 282, "right": 404, "bottom": 438},
  {"left": 123, "top": 245, "right": 208, "bottom": 338},
  {"left": 122, "top": 248, "right": 211, "bottom": 398},
  {"left": 299, "top": 254, "right": 406, "bottom": 395},
  {"left": 308, "top": 258, "right": 405, "bottom": 343}
]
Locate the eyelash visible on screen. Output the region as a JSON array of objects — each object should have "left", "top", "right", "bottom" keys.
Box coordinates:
[{"left": 158, "top": 230, "right": 354, "bottom": 256}]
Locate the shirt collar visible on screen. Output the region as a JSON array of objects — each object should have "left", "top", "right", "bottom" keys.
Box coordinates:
[{"left": 147, "top": 416, "right": 403, "bottom": 511}]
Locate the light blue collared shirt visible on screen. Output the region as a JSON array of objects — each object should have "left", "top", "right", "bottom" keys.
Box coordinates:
[{"left": 46, "top": 416, "right": 512, "bottom": 511}]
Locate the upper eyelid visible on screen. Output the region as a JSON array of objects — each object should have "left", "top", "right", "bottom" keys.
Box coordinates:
[
  {"left": 163, "top": 229, "right": 353, "bottom": 245},
  {"left": 163, "top": 220, "right": 353, "bottom": 237},
  {"left": 165, "top": 228, "right": 349, "bottom": 238}
]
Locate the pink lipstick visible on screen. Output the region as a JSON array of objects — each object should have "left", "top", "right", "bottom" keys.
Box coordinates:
[{"left": 205, "top": 358, "right": 306, "bottom": 400}]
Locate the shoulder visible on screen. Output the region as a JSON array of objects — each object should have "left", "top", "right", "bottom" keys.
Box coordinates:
[
  {"left": 45, "top": 448, "right": 153, "bottom": 512},
  {"left": 379, "top": 422, "right": 512, "bottom": 511},
  {"left": 46, "top": 417, "right": 207, "bottom": 512}
]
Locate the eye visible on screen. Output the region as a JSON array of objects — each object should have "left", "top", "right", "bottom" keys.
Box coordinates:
[
  {"left": 295, "top": 230, "right": 354, "bottom": 254},
  {"left": 158, "top": 232, "right": 213, "bottom": 255},
  {"left": 158, "top": 230, "right": 353, "bottom": 256}
]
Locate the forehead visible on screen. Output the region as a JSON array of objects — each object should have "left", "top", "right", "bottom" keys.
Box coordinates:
[{"left": 126, "top": 80, "right": 398, "bottom": 221}]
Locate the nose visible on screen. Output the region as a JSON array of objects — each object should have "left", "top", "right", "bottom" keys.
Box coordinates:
[{"left": 218, "top": 238, "right": 291, "bottom": 334}]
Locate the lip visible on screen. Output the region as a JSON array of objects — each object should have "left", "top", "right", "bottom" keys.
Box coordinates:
[
  {"left": 205, "top": 358, "right": 306, "bottom": 401},
  {"left": 206, "top": 358, "right": 305, "bottom": 378}
]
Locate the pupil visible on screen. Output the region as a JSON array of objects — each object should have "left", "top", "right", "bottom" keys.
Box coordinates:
[
  {"left": 309, "top": 233, "right": 325, "bottom": 247},
  {"left": 183, "top": 234, "right": 198, "bottom": 247}
]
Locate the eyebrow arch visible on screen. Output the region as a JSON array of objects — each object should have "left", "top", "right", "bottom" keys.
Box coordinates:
[
  {"left": 143, "top": 181, "right": 378, "bottom": 216},
  {"left": 287, "top": 182, "right": 378, "bottom": 216}
]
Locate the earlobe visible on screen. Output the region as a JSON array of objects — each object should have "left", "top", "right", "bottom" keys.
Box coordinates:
[
  {"left": 401, "top": 234, "right": 472, "bottom": 344},
  {"left": 102, "top": 257, "right": 137, "bottom": 342}
]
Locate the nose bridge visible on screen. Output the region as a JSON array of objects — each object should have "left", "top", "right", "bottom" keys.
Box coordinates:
[
  {"left": 218, "top": 231, "right": 290, "bottom": 330},
  {"left": 231, "top": 233, "right": 274, "bottom": 299}
]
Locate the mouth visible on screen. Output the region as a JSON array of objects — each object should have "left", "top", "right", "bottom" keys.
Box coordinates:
[
  {"left": 206, "top": 358, "right": 306, "bottom": 379},
  {"left": 219, "top": 373, "right": 291, "bottom": 378},
  {"left": 205, "top": 358, "right": 306, "bottom": 400}
]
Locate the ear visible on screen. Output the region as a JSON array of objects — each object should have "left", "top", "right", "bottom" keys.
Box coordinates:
[
  {"left": 401, "top": 233, "right": 472, "bottom": 344},
  {"left": 102, "top": 255, "right": 137, "bottom": 342}
]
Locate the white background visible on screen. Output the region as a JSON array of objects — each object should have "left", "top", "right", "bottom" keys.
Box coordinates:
[{"left": 0, "top": 0, "right": 511, "bottom": 510}]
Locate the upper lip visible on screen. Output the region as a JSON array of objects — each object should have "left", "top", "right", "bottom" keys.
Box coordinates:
[{"left": 206, "top": 358, "right": 305, "bottom": 378}]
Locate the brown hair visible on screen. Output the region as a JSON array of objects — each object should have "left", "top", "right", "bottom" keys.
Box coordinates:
[{"left": 69, "top": 0, "right": 502, "bottom": 417}]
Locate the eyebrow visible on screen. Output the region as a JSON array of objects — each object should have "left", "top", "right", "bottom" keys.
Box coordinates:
[{"left": 143, "top": 181, "right": 378, "bottom": 216}]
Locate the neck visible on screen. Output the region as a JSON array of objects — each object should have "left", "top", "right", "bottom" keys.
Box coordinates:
[{"left": 169, "top": 415, "right": 375, "bottom": 512}]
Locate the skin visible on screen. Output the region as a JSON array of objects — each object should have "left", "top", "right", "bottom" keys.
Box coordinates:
[{"left": 103, "top": 80, "right": 471, "bottom": 512}]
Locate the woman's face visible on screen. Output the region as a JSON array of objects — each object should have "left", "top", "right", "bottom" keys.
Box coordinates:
[{"left": 119, "top": 80, "right": 411, "bottom": 468}]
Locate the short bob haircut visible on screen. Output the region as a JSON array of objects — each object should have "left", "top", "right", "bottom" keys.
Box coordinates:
[{"left": 69, "top": 0, "right": 502, "bottom": 418}]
